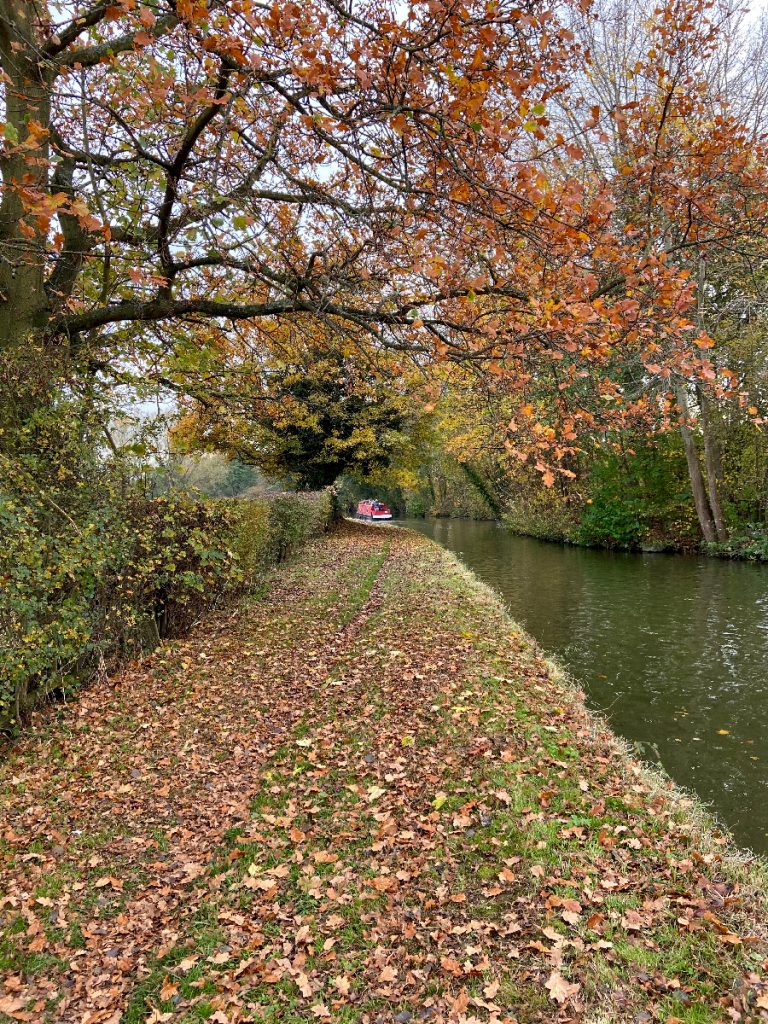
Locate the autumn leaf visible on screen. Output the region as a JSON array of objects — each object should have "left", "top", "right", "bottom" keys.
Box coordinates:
[
  {"left": 0, "top": 996, "right": 26, "bottom": 1017},
  {"left": 94, "top": 876, "right": 123, "bottom": 890},
  {"left": 333, "top": 975, "right": 351, "bottom": 996},
  {"left": 621, "top": 910, "right": 643, "bottom": 932},
  {"left": 545, "top": 970, "right": 581, "bottom": 1004},
  {"left": 295, "top": 971, "right": 313, "bottom": 997},
  {"left": 177, "top": 956, "right": 200, "bottom": 972},
  {"left": 182, "top": 862, "right": 206, "bottom": 880},
  {"left": 440, "top": 956, "right": 463, "bottom": 977},
  {"left": 207, "top": 950, "right": 230, "bottom": 965},
  {"left": 451, "top": 989, "right": 469, "bottom": 1014},
  {"left": 160, "top": 976, "right": 179, "bottom": 1000}
]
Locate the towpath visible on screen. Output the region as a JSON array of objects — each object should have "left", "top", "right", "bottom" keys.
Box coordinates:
[{"left": 1, "top": 522, "right": 766, "bottom": 1023}]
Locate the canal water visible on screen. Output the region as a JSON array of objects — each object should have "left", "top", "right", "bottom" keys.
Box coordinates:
[{"left": 399, "top": 518, "right": 768, "bottom": 853}]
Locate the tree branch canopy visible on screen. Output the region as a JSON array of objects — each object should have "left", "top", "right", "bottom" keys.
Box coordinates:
[{"left": 1, "top": 0, "right": 767, "bottom": 459}]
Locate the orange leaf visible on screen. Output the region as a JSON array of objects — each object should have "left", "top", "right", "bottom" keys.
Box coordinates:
[{"left": 160, "top": 976, "right": 179, "bottom": 1001}]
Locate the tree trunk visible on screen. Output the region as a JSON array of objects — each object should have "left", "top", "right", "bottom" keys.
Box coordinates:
[
  {"left": 697, "top": 386, "right": 728, "bottom": 542},
  {"left": 690, "top": 259, "right": 728, "bottom": 542},
  {"left": 677, "top": 384, "right": 717, "bottom": 543},
  {"left": 0, "top": 2, "right": 52, "bottom": 351}
]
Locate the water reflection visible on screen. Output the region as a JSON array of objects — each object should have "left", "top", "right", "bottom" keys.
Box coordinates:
[{"left": 400, "top": 518, "right": 768, "bottom": 853}]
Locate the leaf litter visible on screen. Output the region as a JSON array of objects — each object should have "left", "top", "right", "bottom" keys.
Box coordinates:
[{"left": 0, "top": 522, "right": 767, "bottom": 1023}]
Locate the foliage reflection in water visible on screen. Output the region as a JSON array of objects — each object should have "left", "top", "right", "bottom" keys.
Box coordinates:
[{"left": 400, "top": 518, "right": 768, "bottom": 853}]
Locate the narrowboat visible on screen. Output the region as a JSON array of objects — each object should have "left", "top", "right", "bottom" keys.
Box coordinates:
[{"left": 356, "top": 499, "right": 393, "bottom": 521}]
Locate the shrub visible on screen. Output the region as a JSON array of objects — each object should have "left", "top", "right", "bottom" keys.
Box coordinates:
[
  {"left": 228, "top": 489, "right": 336, "bottom": 573},
  {"left": 0, "top": 482, "right": 336, "bottom": 733},
  {"left": 704, "top": 525, "right": 768, "bottom": 562},
  {"left": 578, "top": 492, "right": 644, "bottom": 548},
  {"left": 577, "top": 439, "right": 697, "bottom": 550}
]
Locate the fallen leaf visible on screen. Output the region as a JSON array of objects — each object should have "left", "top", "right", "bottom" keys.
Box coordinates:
[
  {"left": 545, "top": 970, "right": 580, "bottom": 1004},
  {"left": 334, "top": 975, "right": 351, "bottom": 996},
  {"left": 160, "top": 976, "right": 179, "bottom": 1000}
]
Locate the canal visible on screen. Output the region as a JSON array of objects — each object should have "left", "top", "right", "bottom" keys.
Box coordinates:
[{"left": 400, "top": 518, "right": 768, "bottom": 853}]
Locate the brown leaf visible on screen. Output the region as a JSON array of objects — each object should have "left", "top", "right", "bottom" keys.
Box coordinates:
[
  {"left": 0, "top": 996, "right": 26, "bottom": 1018},
  {"left": 440, "top": 956, "right": 463, "bottom": 977},
  {"left": 295, "top": 971, "right": 313, "bottom": 997},
  {"left": 160, "top": 976, "right": 179, "bottom": 1001},
  {"left": 452, "top": 989, "right": 469, "bottom": 1014},
  {"left": 334, "top": 975, "right": 351, "bottom": 996},
  {"left": 94, "top": 875, "right": 123, "bottom": 890},
  {"left": 621, "top": 910, "right": 643, "bottom": 931},
  {"left": 545, "top": 970, "right": 581, "bottom": 1004}
]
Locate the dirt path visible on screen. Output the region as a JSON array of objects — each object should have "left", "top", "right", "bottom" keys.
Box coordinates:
[{"left": 1, "top": 523, "right": 767, "bottom": 1024}]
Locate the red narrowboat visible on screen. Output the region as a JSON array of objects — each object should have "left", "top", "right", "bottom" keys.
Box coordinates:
[{"left": 356, "top": 499, "right": 393, "bottom": 521}]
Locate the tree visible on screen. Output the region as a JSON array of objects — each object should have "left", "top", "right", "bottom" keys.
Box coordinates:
[
  {"left": 552, "top": 0, "right": 768, "bottom": 539},
  {"left": 171, "top": 340, "right": 407, "bottom": 489},
  {"left": 0, "top": 1, "right": 582, "bottom": 357},
  {"left": 1, "top": 0, "right": 744, "bottom": 483}
]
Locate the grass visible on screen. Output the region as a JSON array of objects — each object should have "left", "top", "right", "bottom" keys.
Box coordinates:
[{"left": 0, "top": 522, "right": 766, "bottom": 1023}]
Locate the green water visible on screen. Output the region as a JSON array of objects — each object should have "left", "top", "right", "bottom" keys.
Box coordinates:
[{"left": 400, "top": 518, "right": 768, "bottom": 853}]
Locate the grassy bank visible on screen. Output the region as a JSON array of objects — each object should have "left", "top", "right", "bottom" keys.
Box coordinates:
[{"left": 0, "top": 522, "right": 766, "bottom": 1023}]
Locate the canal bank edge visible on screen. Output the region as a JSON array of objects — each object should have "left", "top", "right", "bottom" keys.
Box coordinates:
[
  {"left": 402, "top": 514, "right": 768, "bottom": 853},
  {"left": 389, "top": 521, "right": 768, "bottom": 1020},
  {"left": 0, "top": 519, "right": 766, "bottom": 1023}
]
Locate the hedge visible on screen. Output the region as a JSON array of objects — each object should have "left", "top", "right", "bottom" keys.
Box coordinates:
[{"left": 0, "top": 488, "right": 336, "bottom": 733}]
